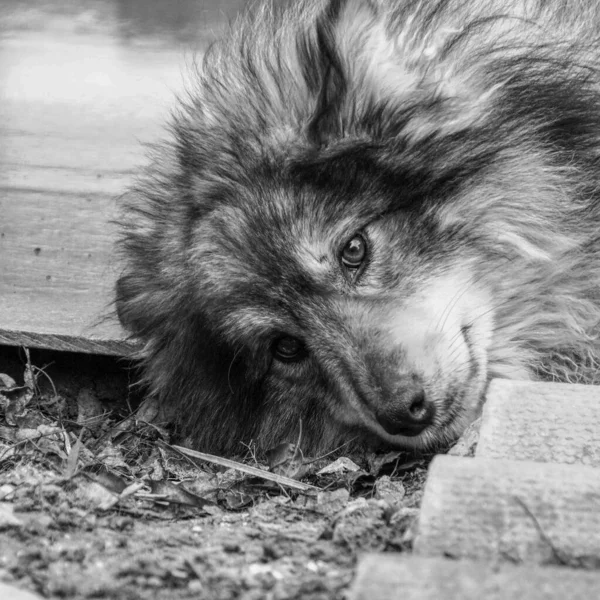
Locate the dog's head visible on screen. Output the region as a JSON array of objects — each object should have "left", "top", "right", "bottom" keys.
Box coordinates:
[
  {"left": 117, "top": 0, "right": 599, "bottom": 453},
  {"left": 171, "top": 145, "right": 498, "bottom": 452}
]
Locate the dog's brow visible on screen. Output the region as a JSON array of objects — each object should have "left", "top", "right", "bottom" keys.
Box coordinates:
[
  {"left": 222, "top": 307, "right": 282, "bottom": 338},
  {"left": 292, "top": 232, "right": 331, "bottom": 274}
]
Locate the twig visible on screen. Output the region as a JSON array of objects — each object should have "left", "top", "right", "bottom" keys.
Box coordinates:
[
  {"left": 163, "top": 442, "right": 319, "bottom": 493},
  {"left": 303, "top": 437, "right": 357, "bottom": 465},
  {"left": 31, "top": 364, "right": 58, "bottom": 398},
  {"left": 22, "top": 347, "right": 37, "bottom": 394}
]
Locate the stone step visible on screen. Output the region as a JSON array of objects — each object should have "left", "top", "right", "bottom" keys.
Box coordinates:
[
  {"left": 414, "top": 455, "right": 600, "bottom": 563},
  {"left": 477, "top": 380, "right": 600, "bottom": 466},
  {"left": 0, "top": 582, "right": 43, "bottom": 600},
  {"left": 349, "top": 554, "right": 600, "bottom": 600}
]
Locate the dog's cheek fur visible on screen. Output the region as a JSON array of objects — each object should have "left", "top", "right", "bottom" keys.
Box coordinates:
[
  {"left": 256, "top": 363, "right": 355, "bottom": 453},
  {"left": 137, "top": 319, "right": 266, "bottom": 452},
  {"left": 431, "top": 143, "right": 600, "bottom": 383}
]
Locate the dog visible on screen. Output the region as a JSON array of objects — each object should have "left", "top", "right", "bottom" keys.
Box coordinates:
[{"left": 116, "top": 0, "right": 600, "bottom": 456}]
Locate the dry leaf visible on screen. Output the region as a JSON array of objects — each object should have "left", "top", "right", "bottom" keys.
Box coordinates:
[
  {"left": 76, "top": 388, "right": 104, "bottom": 429},
  {"left": 74, "top": 478, "right": 119, "bottom": 511},
  {"left": 265, "top": 442, "right": 305, "bottom": 478},
  {"left": 64, "top": 430, "right": 84, "bottom": 478},
  {"left": 0, "top": 373, "right": 17, "bottom": 390},
  {"left": 136, "top": 397, "right": 160, "bottom": 423},
  {"left": 150, "top": 479, "right": 213, "bottom": 509},
  {"left": 0, "top": 502, "right": 23, "bottom": 529},
  {"left": 374, "top": 475, "right": 405, "bottom": 504},
  {"left": 300, "top": 488, "right": 350, "bottom": 516},
  {"left": 83, "top": 466, "right": 128, "bottom": 495},
  {"left": 447, "top": 417, "right": 481, "bottom": 457},
  {"left": 317, "top": 457, "right": 361, "bottom": 475}
]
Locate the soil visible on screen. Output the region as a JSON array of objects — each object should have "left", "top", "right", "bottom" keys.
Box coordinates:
[{"left": 0, "top": 346, "right": 429, "bottom": 600}]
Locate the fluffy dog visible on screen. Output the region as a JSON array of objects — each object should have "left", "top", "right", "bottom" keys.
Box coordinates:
[{"left": 116, "top": 0, "right": 600, "bottom": 455}]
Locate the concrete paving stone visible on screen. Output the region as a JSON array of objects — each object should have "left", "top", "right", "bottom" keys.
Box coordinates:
[
  {"left": 0, "top": 582, "right": 43, "bottom": 600},
  {"left": 350, "top": 554, "right": 600, "bottom": 600},
  {"left": 414, "top": 455, "right": 600, "bottom": 563},
  {"left": 477, "top": 380, "right": 600, "bottom": 466}
]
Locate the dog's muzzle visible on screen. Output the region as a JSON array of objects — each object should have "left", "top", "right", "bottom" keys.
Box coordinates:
[{"left": 374, "top": 379, "right": 436, "bottom": 436}]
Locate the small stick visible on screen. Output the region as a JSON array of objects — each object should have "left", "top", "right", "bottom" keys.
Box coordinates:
[{"left": 164, "top": 443, "right": 319, "bottom": 493}]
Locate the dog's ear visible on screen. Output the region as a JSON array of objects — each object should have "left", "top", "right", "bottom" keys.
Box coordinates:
[
  {"left": 298, "top": 0, "right": 426, "bottom": 143},
  {"left": 299, "top": 0, "right": 381, "bottom": 144},
  {"left": 299, "top": 0, "right": 349, "bottom": 145},
  {"left": 301, "top": 0, "right": 499, "bottom": 143}
]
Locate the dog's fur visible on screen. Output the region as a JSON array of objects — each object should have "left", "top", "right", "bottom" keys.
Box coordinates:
[{"left": 116, "top": 0, "right": 600, "bottom": 455}]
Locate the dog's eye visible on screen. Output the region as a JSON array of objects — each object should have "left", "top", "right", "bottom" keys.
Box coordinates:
[
  {"left": 341, "top": 234, "right": 367, "bottom": 269},
  {"left": 273, "top": 336, "right": 305, "bottom": 362}
]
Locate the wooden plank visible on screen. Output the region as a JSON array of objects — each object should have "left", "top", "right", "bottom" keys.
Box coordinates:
[
  {"left": 414, "top": 455, "right": 600, "bottom": 563},
  {"left": 0, "top": 0, "right": 247, "bottom": 355},
  {"left": 0, "top": 188, "right": 130, "bottom": 355},
  {"left": 350, "top": 554, "right": 600, "bottom": 600},
  {"left": 477, "top": 380, "right": 600, "bottom": 466}
]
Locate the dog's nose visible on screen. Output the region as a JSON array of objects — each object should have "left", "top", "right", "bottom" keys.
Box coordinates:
[{"left": 376, "top": 381, "right": 436, "bottom": 436}]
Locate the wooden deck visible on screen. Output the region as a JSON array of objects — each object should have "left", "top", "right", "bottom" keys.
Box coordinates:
[{"left": 0, "top": 0, "right": 246, "bottom": 355}]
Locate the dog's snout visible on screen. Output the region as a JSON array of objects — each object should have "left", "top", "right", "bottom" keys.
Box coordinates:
[
  {"left": 407, "top": 388, "right": 430, "bottom": 422},
  {"left": 376, "top": 380, "right": 436, "bottom": 436}
]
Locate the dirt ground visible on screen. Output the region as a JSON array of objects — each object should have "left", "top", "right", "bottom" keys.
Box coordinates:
[{"left": 0, "top": 346, "right": 429, "bottom": 600}]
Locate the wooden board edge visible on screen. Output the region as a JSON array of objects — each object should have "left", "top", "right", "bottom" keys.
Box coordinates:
[{"left": 0, "top": 329, "right": 138, "bottom": 357}]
